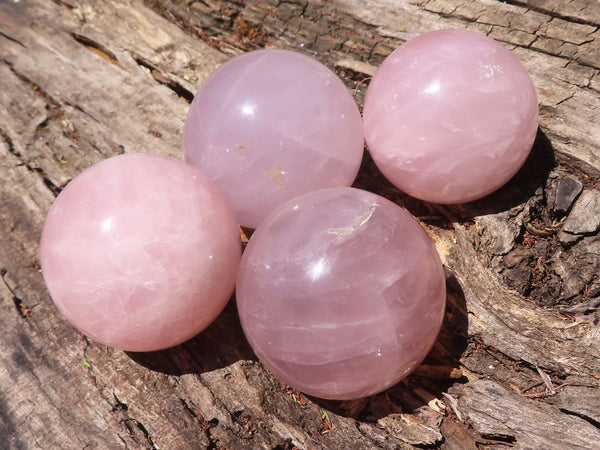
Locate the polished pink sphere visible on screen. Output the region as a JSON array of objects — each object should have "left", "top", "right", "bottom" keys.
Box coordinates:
[
  {"left": 40, "top": 154, "right": 241, "bottom": 352},
  {"left": 363, "top": 29, "right": 539, "bottom": 204},
  {"left": 236, "top": 187, "right": 446, "bottom": 400},
  {"left": 184, "top": 49, "right": 364, "bottom": 229}
]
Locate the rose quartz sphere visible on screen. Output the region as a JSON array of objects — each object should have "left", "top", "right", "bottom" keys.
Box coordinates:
[
  {"left": 184, "top": 49, "right": 364, "bottom": 229},
  {"left": 363, "top": 29, "right": 539, "bottom": 204},
  {"left": 39, "top": 154, "right": 241, "bottom": 352},
  {"left": 236, "top": 187, "right": 446, "bottom": 400}
]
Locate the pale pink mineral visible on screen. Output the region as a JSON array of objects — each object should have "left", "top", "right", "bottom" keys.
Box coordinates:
[
  {"left": 236, "top": 187, "right": 446, "bottom": 400},
  {"left": 363, "top": 29, "right": 539, "bottom": 204},
  {"left": 40, "top": 153, "right": 242, "bottom": 352},
  {"left": 184, "top": 49, "right": 364, "bottom": 229}
]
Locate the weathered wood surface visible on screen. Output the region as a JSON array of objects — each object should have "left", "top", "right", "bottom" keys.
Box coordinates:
[{"left": 1, "top": 0, "right": 599, "bottom": 448}]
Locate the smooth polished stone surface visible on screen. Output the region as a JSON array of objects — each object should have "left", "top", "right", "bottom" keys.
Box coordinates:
[
  {"left": 40, "top": 153, "right": 241, "bottom": 352},
  {"left": 184, "top": 48, "right": 364, "bottom": 229},
  {"left": 237, "top": 187, "right": 446, "bottom": 400},
  {"left": 363, "top": 29, "right": 539, "bottom": 204}
]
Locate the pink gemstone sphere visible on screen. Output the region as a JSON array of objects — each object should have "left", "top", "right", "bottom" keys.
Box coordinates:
[
  {"left": 236, "top": 187, "right": 446, "bottom": 400},
  {"left": 40, "top": 154, "right": 242, "bottom": 352},
  {"left": 363, "top": 29, "right": 539, "bottom": 204},
  {"left": 184, "top": 49, "right": 364, "bottom": 229}
]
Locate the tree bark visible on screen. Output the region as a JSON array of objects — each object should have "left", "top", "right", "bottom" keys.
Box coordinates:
[{"left": 1, "top": 0, "right": 599, "bottom": 448}]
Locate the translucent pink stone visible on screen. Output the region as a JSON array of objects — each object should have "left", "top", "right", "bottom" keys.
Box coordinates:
[
  {"left": 363, "top": 29, "right": 539, "bottom": 204},
  {"left": 236, "top": 187, "right": 446, "bottom": 400},
  {"left": 40, "top": 154, "right": 241, "bottom": 352},
  {"left": 184, "top": 49, "right": 364, "bottom": 229}
]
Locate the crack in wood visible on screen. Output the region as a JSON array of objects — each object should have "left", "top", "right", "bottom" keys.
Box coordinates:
[
  {"left": 559, "top": 408, "right": 600, "bottom": 430},
  {"left": 131, "top": 52, "right": 194, "bottom": 102},
  {"left": 178, "top": 397, "right": 220, "bottom": 450},
  {"left": 0, "top": 30, "right": 27, "bottom": 48},
  {"left": 1, "top": 269, "right": 36, "bottom": 319},
  {"left": 3, "top": 59, "right": 62, "bottom": 108},
  {"left": 64, "top": 101, "right": 100, "bottom": 123},
  {"left": 0, "top": 125, "right": 62, "bottom": 196},
  {"left": 479, "top": 432, "right": 518, "bottom": 445},
  {"left": 49, "top": 0, "right": 75, "bottom": 10},
  {"left": 0, "top": 127, "right": 21, "bottom": 158},
  {"left": 71, "top": 33, "right": 123, "bottom": 68}
]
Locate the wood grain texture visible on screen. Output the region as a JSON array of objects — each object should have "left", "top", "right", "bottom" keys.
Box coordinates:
[{"left": 1, "top": 0, "right": 599, "bottom": 448}]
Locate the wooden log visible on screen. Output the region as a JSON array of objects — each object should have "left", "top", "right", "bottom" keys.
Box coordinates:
[{"left": 1, "top": 0, "right": 599, "bottom": 448}]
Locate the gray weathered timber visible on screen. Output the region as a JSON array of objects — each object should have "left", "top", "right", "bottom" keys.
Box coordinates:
[{"left": 1, "top": 0, "right": 599, "bottom": 448}]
